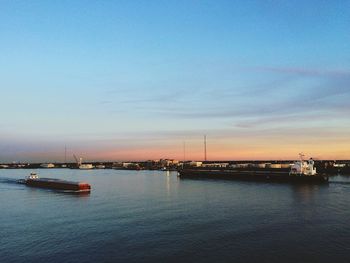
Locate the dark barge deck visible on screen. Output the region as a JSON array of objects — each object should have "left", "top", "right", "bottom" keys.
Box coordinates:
[
  {"left": 20, "top": 178, "right": 91, "bottom": 192},
  {"left": 178, "top": 169, "right": 329, "bottom": 183}
]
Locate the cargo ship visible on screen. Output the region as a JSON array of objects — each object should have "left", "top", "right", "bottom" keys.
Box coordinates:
[
  {"left": 178, "top": 155, "right": 329, "bottom": 183},
  {"left": 18, "top": 172, "right": 91, "bottom": 192}
]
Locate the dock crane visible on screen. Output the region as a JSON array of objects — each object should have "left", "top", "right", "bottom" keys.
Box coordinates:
[{"left": 73, "top": 154, "right": 94, "bottom": 170}]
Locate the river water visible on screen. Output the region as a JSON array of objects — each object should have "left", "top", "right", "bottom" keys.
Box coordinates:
[{"left": 1, "top": 169, "right": 350, "bottom": 263}]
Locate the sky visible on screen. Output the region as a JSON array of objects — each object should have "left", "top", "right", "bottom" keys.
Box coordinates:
[{"left": 0, "top": 0, "right": 349, "bottom": 162}]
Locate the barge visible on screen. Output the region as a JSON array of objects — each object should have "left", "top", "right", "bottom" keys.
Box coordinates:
[
  {"left": 18, "top": 172, "right": 91, "bottom": 192},
  {"left": 178, "top": 155, "right": 329, "bottom": 183}
]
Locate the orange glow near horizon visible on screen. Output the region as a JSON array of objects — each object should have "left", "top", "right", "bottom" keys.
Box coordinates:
[
  {"left": 21, "top": 140, "right": 349, "bottom": 163},
  {"left": 4, "top": 127, "right": 350, "bottom": 162}
]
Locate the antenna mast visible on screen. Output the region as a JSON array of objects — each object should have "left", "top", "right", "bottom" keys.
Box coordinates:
[
  {"left": 183, "top": 141, "right": 186, "bottom": 162},
  {"left": 204, "top": 135, "right": 207, "bottom": 162},
  {"left": 64, "top": 145, "right": 67, "bottom": 163}
]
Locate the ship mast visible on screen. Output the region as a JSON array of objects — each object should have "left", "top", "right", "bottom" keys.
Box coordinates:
[
  {"left": 204, "top": 135, "right": 207, "bottom": 162},
  {"left": 183, "top": 141, "right": 186, "bottom": 162},
  {"left": 64, "top": 145, "right": 67, "bottom": 163},
  {"left": 299, "top": 152, "right": 305, "bottom": 175}
]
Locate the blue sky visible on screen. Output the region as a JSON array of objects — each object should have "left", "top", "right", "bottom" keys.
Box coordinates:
[{"left": 0, "top": 0, "right": 349, "bottom": 162}]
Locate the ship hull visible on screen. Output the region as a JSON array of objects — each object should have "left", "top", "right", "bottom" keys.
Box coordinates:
[
  {"left": 178, "top": 169, "right": 328, "bottom": 183},
  {"left": 24, "top": 178, "right": 91, "bottom": 192}
]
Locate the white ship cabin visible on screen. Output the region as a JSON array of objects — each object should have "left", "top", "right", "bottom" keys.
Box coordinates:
[
  {"left": 27, "top": 172, "right": 39, "bottom": 180},
  {"left": 290, "top": 157, "right": 316, "bottom": 176}
]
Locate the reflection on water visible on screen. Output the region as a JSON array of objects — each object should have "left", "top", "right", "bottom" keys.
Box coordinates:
[
  {"left": 290, "top": 183, "right": 324, "bottom": 202},
  {"left": 1, "top": 169, "right": 350, "bottom": 263}
]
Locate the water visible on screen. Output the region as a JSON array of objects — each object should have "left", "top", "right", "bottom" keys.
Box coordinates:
[{"left": 1, "top": 169, "right": 350, "bottom": 263}]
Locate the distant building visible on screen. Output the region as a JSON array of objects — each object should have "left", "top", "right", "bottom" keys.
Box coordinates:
[
  {"left": 160, "top": 159, "right": 179, "bottom": 167},
  {"left": 40, "top": 163, "right": 55, "bottom": 168},
  {"left": 189, "top": 161, "right": 203, "bottom": 167},
  {"left": 122, "top": 162, "right": 140, "bottom": 169},
  {"left": 231, "top": 163, "right": 250, "bottom": 168},
  {"left": 202, "top": 163, "right": 229, "bottom": 168},
  {"left": 123, "top": 162, "right": 134, "bottom": 168}
]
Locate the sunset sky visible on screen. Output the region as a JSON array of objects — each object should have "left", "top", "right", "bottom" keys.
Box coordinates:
[{"left": 1, "top": 1, "right": 349, "bottom": 162}]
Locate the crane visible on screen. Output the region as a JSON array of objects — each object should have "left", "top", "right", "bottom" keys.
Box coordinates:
[{"left": 73, "top": 154, "right": 82, "bottom": 167}]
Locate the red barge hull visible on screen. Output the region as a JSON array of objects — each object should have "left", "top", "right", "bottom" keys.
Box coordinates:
[{"left": 25, "top": 178, "right": 91, "bottom": 192}]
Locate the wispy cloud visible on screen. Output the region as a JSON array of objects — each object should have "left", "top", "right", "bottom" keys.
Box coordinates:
[
  {"left": 138, "top": 65, "right": 350, "bottom": 122},
  {"left": 254, "top": 66, "right": 350, "bottom": 77}
]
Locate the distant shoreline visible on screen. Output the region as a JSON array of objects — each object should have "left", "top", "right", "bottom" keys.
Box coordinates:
[{"left": 1, "top": 160, "right": 350, "bottom": 175}]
